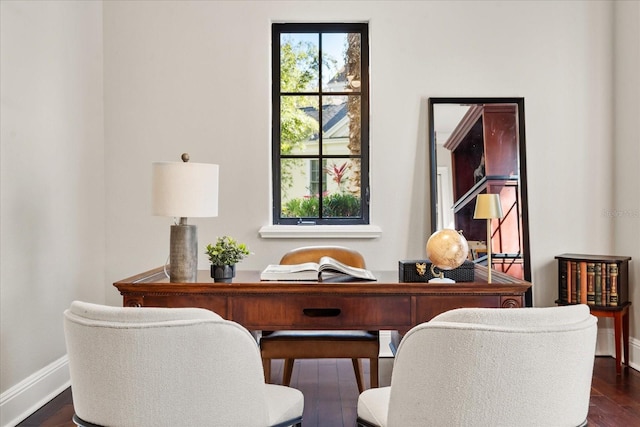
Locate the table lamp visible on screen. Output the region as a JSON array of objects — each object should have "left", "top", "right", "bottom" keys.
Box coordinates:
[
  {"left": 473, "top": 193, "right": 504, "bottom": 283},
  {"left": 152, "top": 153, "right": 219, "bottom": 282}
]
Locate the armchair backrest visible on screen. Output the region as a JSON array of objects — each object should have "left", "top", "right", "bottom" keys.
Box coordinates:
[
  {"left": 280, "top": 245, "right": 366, "bottom": 268},
  {"left": 387, "top": 305, "right": 597, "bottom": 427},
  {"left": 64, "top": 301, "right": 270, "bottom": 427}
]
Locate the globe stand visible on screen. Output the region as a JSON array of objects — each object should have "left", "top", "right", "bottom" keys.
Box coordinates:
[{"left": 428, "top": 264, "right": 455, "bottom": 284}]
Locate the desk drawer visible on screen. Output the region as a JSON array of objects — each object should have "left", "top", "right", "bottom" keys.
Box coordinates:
[
  {"left": 414, "top": 294, "right": 524, "bottom": 323},
  {"left": 136, "top": 294, "right": 229, "bottom": 317},
  {"left": 232, "top": 295, "right": 411, "bottom": 330}
]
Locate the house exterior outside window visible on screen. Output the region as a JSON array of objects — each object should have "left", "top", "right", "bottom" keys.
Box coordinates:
[{"left": 272, "top": 23, "right": 370, "bottom": 225}]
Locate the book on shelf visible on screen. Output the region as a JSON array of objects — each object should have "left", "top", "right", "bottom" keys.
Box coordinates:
[
  {"left": 606, "top": 263, "right": 612, "bottom": 305},
  {"left": 579, "top": 261, "right": 588, "bottom": 304},
  {"left": 566, "top": 261, "right": 572, "bottom": 303},
  {"left": 602, "top": 263, "right": 608, "bottom": 306},
  {"left": 594, "top": 262, "right": 602, "bottom": 306},
  {"left": 575, "top": 262, "right": 582, "bottom": 303},
  {"left": 610, "top": 263, "right": 619, "bottom": 306},
  {"left": 586, "top": 262, "right": 595, "bottom": 305},
  {"left": 260, "top": 256, "right": 377, "bottom": 281},
  {"left": 559, "top": 260, "right": 568, "bottom": 303},
  {"left": 557, "top": 258, "right": 625, "bottom": 307}
]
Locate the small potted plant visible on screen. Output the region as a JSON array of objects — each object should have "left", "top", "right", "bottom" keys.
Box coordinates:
[{"left": 205, "top": 236, "right": 250, "bottom": 283}]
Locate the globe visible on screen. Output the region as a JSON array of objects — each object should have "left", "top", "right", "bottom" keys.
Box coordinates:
[{"left": 426, "top": 229, "right": 469, "bottom": 271}]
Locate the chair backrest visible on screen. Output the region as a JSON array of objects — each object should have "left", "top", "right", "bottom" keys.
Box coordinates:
[
  {"left": 64, "top": 301, "right": 270, "bottom": 427},
  {"left": 280, "top": 245, "right": 366, "bottom": 268},
  {"left": 387, "top": 305, "right": 597, "bottom": 427}
]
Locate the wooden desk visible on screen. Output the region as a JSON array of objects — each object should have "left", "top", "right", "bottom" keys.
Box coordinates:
[{"left": 114, "top": 265, "right": 532, "bottom": 334}]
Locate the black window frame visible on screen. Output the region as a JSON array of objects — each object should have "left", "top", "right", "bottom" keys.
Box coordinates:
[{"left": 271, "top": 22, "right": 370, "bottom": 225}]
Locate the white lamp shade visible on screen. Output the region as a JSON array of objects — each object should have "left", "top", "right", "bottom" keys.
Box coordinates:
[
  {"left": 152, "top": 161, "right": 219, "bottom": 218},
  {"left": 473, "top": 193, "right": 504, "bottom": 219}
]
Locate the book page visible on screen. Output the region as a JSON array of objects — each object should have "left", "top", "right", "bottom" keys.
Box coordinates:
[
  {"left": 318, "top": 256, "right": 376, "bottom": 280},
  {"left": 262, "top": 262, "right": 319, "bottom": 274},
  {"left": 260, "top": 262, "right": 321, "bottom": 281}
]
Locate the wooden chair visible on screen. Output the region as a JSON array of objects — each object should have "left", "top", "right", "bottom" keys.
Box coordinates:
[{"left": 260, "top": 246, "right": 379, "bottom": 393}]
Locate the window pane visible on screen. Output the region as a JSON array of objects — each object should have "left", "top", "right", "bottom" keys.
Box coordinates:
[
  {"left": 280, "top": 95, "right": 319, "bottom": 155},
  {"left": 323, "top": 158, "right": 362, "bottom": 218},
  {"left": 281, "top": 158, "right": 320, "bottom": 218},
  {"left": 273, "top": 23, "right": 368, "bottom": 225},
  {"left": 280, "top": 33, "right": 319, "bottom": 93},
  {"left": 322, "top": 32, "right": 361, "bottom": 93},
  {"left": 321, "top": 95, "right": 360, "bottom": 155}
]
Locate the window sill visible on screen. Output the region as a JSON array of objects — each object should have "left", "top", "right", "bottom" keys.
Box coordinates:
[{"left": 258, "top": 224, "right": 382, "bottom": 239}]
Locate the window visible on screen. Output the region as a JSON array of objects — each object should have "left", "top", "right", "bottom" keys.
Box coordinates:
[{"left": 272, "top": 23, "right": 369, "bottom": 225}]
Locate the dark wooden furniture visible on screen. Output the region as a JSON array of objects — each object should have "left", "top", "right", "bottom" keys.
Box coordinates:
[
  {"left": 444, "top": 104, "right": 524, "bottom": 279},
  {"left": 555, "top": 253, "right": 632, "bottom": 374},
  {"left": 114, "top": 265, "right": 530, "bottom": 330},
  {"left": 591, "top": 303, "right": 631, "bottom": 375},
  {"left": 260, "top": 246, "right": 379, "bottom": 393},
  {"left": 114, "top": 265, "right": 531, "bottom": 384}
]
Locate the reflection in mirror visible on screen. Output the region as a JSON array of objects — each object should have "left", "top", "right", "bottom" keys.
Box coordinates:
[{"left": 428, "top": 98, "right": 531, "bottom": 302}]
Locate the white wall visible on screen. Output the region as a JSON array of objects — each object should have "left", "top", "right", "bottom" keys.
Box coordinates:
[
  {"left": 613, "top": 0, "right": 640, "bottom": 348},
  {"left": 2, "top": 0, "right": 638, "bottom": 424},
  {"left": 0, "top": 1, "right": 104, "bottom": 425},
  {"left": 103, "top": 0, "right": 618, "bottom": 306}
]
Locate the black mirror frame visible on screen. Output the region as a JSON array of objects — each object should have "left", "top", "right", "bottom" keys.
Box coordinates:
[{"left": 428, "top": 97, "right": 531, "bottom": 305}]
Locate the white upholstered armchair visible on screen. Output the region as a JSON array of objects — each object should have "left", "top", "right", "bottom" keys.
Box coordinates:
[
  {"left": 64, "top": 301, "right": 303, "bottom": 427},
  {"left": 357, "top": 305, "right": 597, "bottom": 427}
]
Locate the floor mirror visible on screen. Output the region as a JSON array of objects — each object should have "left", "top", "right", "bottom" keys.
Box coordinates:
[{"left": 428, "top": 97, "right": 532, "bottom": 305}]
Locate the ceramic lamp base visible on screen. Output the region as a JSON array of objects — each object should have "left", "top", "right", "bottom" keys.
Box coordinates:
[{"left": 169, "top": 223, "right": 197, "bottom": 282}]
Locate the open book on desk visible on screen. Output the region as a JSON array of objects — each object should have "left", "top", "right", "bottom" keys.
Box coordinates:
[{"left": 260, "top": 256, "right": 377, "bottom": 281}]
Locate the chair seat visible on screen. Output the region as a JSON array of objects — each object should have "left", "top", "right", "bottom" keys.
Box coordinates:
[
  {"left": 262, "top": 330, "right": 378, "bottom": 341},
  {"left": 264, "top": 384, "right": 304, "bottom": 427},
  {"left": 357, "top": 387, "right": 390, "bottom": 427},
  {"left": 261, "top": 330, "right": 379, "bottom": 359}
]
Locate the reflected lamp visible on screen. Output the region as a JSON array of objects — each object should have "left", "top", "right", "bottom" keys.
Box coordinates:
[
  {"left": 152, "top": 153, "right": 219, "bottom": 282},
  {"left": 473, "top": 193, "right": 504, "bottom": 284}
]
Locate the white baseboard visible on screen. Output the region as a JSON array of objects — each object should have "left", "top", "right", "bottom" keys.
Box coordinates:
[
  {"left": 596, "top": 328, "right": 640, "bottom": 371},
  {"left": 0, "top": 355, "right": 70, "bottom": 427},
  {"left": 597, "top": 326, "right": 640, "bottom": 371},
  {"left": 629, "top": 336, "right": 640, "bottom": 371},
  {"left": 596, "top": 327, "right": 614, "bottom": 356}
]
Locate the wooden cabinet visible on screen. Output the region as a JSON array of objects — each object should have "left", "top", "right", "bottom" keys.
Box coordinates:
[
  {"left": 555, "top": 253, "right": 632, "bottom": 374},
  {"left": 555, "top": 253, "right": 631, "bottom": 307},
  {"left": 444, "top": 104, "right": 524, "bottom": 279}
]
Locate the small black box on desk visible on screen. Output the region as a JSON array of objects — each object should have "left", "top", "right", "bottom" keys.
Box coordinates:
[{"left": 398, "top": 260, "right": 475, "bottom": 283}]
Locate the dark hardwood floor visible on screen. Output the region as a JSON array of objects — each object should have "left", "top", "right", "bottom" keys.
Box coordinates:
[{"left": 17, "top": 356, "right": 640, "bottom": 427}]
